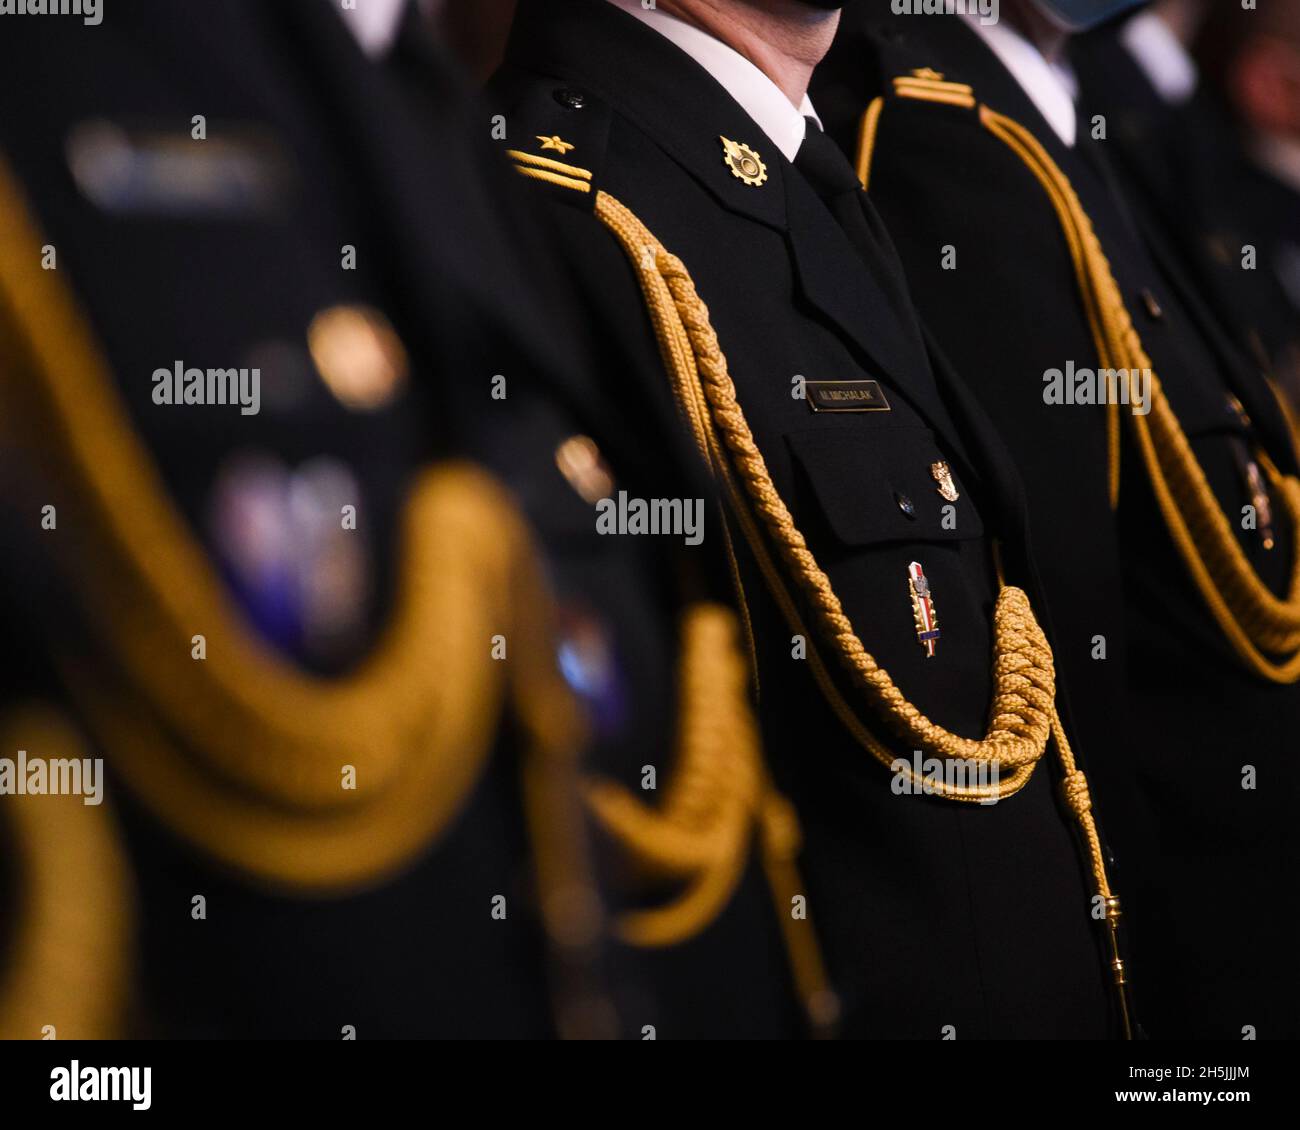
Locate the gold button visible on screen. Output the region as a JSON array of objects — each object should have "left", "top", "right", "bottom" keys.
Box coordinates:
[
  {"left": 307, "top": 305, "right": 408, "bottom": 411},
  {"left": 555, "top": 435, "right": 613, "bottom": 504}
]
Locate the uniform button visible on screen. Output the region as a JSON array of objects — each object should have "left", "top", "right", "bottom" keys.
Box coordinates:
[
  {"left": 555, "top": 434, "right": 614, "bottom": 504},
  {"left": 895, "top": 492, "right": 916, "bottom": 518},
  {"left": 1140, "top": 288, "right": 1163, "bottom": 320},
  {"left": 307, "top": 305, "right": 408, "bottom": 411},
  {"left": 554, "top": 88, "right": 587, "bottom": 110}
]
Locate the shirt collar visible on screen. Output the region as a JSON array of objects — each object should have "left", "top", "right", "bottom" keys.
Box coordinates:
[
  {"left": 961, "top": 12, "right": 1079, "bottom": 147},
  {"left": 335, "top": 0, "right": 410, "bottom": 59},
  {"left": 1120, "top": 9, "right": 1199, "bottom": 106},
  {"left": 607, "top": 0, "right": 821, "bottom": 162}
]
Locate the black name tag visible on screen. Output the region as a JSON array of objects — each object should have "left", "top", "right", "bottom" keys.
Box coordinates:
[{"left": 806, "top": 379, "right": 891, "bottom": 413}]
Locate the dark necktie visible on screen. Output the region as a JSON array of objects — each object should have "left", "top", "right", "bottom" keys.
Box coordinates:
[{"left": 793, "top": 120, "right": 923, "bottom": 341}]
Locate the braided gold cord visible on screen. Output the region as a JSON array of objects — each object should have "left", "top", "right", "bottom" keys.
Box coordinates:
[
  {"left": 598, "top": 189, "right": 1057, "bottom": 795},
  {"left": 855, "top": 96, "right": 886, "bottom": 192},
  {"left": 0, "top": 708, "right": 133, "bottom": 1039},
  {"left": 0, "top": 155, "right": 575, "bottom": 889},
  {"left": 584, "top": 605, "right": 760, "bottom": 933},
  {"left": 583, "top": 603, "right": 837, "bottom": 1033},
  {"left": 853, "top": 99, "right": 1123, "bottom": 507},
  {"left": 593, "top": 190, "right": 1131, "bottom": 1034},
  {"left": 0, "top": 154, "right": 525, "bottom": 814},
  {"left": 981, "top": 106, "right": 1300, "bottom": 683}
]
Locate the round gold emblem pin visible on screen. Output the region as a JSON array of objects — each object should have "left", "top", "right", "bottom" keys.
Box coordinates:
[{"left": 719, "top": 136, "right": 767, "bottom": 187}]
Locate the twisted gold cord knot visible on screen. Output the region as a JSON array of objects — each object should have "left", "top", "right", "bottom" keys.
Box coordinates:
[
  {"left": 1061, "top": 769, "right": 1093, "bottom": 817},
  {"left": 650, "top": 234, "right": 1057, "bottom": 785},
  {"left": 590, "top": 185, "right": 1129, "bottom": 1034}
]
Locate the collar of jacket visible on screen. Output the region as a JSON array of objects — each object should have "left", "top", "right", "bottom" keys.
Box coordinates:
[
  {"left": 504, "top": 0, "right": 970, "bottom": 452},
  {"left": 507, "top": 0, "right": 789, "bottom": 232}
]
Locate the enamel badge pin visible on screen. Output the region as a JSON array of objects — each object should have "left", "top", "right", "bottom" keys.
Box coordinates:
[
  {"left": 720, "top": 136, "right": 767, "bottom": 187},
  {"left": 908, "top": 561, "right": 940, "bottom": 658},
  {"left": 930, "top": 460, "right": 959, "bottom": 502}
]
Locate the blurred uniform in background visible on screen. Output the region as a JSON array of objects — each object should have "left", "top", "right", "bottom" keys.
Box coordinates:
[
  {"left": 435, "top": 0, "right": 517, "bottom": 81},
  {"left": 492, "top": 0, "right": 1135, "bottom": 1039},
  {"left": 1070, "top": 0, "right": 1300, "bottom": 416},
  {"left": 815, "top": 0, "right": 1300, "bottom": 1038},
  {"left": 0, "top": 0, "right": 801, "bottom": 1040},
  {"left": 1195, "top": 0, "right": 1300, "bottom": 408}
]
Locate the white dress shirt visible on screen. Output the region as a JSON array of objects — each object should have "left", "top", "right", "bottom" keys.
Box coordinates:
[
  {"left": 962, "top": 12, "right": 1079, "bottom": 147},
  {"left": 335, "top": 0, "right": 411, "bottom": 58},
  {"left": 607, "top": 0, "right": 821, "bottom": 162},
  {"left": 1120, "top": 9, "right": 1199, "bottom": 106}
]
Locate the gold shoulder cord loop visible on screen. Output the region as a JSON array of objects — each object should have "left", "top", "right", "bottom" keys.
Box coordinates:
[
  {"left": 0, "top": 708, "right": 132, "bottom": 1040},
  {"left": 584, "top": 603, "right": 838, "bottom": 1035},
  {"left": 0, "top": 152, "right": 619, "bottom": 1035},
  {"left": 0, "top": 155, "right": 577, "bottom": 890},
  {"left": 980, "top": 106, "right": 1300, "bottom": 684},
  {"left": 600, "top": 190, "right": 1050, "bottom": 796},
  {"left": 856, "top": 97, "right": 1124, "bottom": 507},
  {"left": 855, "top": 96, "right": 886, "bottom": 191},
  {"left": 592, "top": 189, "right": 1131, "bottom": 1036},
  {"left": 586, "top": 605, "right": 760, "bottom": 946}
]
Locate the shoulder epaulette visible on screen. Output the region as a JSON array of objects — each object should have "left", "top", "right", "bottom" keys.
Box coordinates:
[
  {"left": 890, "top": 67, "right": 976, "bottom": 108},
  {"left": 490, "top": 75, "right": 613, "bottom": 205},
  {"left": 856, "top": 66, "right": 977, "bottom": 189},
  {"left": 507, "top": 143, "right": 594, "bottom": 194}
]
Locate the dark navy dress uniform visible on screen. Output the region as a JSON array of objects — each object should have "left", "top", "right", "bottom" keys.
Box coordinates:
[
  {"left": 492, "top": 0, "right": 1124, "bottom": 1039},
  {"left": 0, "top": 0, "right": 789, "bottom": 1040},
  {"left": 813, "top": 7, "right": 1300, "bottom": 1039},
  {"left": 1069, "top": 18, "right": 1300, "bottom": 405}
]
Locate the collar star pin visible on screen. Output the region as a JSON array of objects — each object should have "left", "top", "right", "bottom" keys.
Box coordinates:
[
  {"left": 908, "top": 562, "right": 940, "bottom": 658},
  {"left": 930, "top": 460, "right": 960, "bottom": 502},
  {"left": 720, "top": 136, "right": 767, "bottom": 187},
  {"left": 537, "top": 134, "right": 575, "bottom": 154}
]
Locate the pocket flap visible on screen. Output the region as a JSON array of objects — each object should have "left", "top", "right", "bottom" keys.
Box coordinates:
[{"left": 784, "top": 426, "right": 983, "bottom": 546}]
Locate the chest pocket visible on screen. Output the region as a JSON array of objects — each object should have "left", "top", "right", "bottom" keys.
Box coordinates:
[{"left": 785, "top": 426, "right": 984, "bottom": 547}]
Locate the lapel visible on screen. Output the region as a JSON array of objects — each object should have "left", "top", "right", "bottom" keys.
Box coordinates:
[
  {"left": 506, "top": 0, "right": 969, "bottom": 445},
  {"left": 780, "top": 152, "right": 945, "bottom": 412}
]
